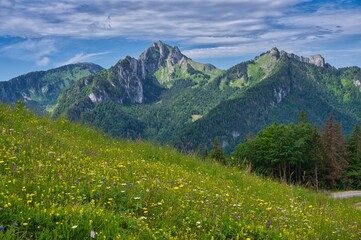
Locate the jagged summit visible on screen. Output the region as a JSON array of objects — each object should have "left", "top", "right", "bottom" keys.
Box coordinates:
[
  {"left": 139, "top": 41, "right": 184, "bottom": 62},
  {"left": 282, "top": 50, "right": 325, "bottom": 67},
  {"left": 53, "top": 41, "right": 222, "bottom": 119},
  {"left": 139, "top": 41, "right": 188, "bottom": 75},
  {"left": 259, "top": 47, "right": 325, "bottom": 67}
]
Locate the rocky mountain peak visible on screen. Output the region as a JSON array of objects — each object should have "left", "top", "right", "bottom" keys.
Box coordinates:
[
  {"left": 308, "top": 54, "right": 325, "bottom": 67},
  {"left": 269, "top": 47, "right": 280, "bottom": 60},
  {"left": 281, "top": 50, "right": 325, "bottom": 67},
  {"left": 139, "top": 41, "right": 187, "bottom": 74}
]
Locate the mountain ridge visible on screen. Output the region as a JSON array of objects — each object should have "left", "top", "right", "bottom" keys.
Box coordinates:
[
  {"left": 1, "top": 42, "right": 360, "bottom": 153},
  {"left": 172, "top": 54, "right": 359, "bottom": 152},
  {"left": 53, "top": 41, "right": 223, "bottom": 119}
]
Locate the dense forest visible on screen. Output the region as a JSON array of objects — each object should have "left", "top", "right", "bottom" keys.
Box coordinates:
[{"left": 230, "top": 111, "right": 361, "bottom": 190}]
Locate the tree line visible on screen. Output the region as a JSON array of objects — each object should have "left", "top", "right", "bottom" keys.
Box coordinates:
[{"left": 208, "top": 111, "right": 361, "bottom": 190}]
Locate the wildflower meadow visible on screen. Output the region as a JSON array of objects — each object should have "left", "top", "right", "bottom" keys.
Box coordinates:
[{"left": 0, "top": 104, "right": 360, "bottom": 239}]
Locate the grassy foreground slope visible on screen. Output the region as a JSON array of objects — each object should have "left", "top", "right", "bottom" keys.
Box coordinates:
[{"left": 0, "top": 104, "right": 360, "bottom": 239}]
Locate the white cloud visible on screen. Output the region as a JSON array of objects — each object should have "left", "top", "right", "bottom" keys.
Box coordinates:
[
  {"left": 56, "top": 52, "right": 110, "bottom": 67},
  {"left": 0, "top": 38, "right": 56, "bottom": 66},
  {"left": 0, "top": 0, "right": 360, "bottom": 68},
  {"left": 36, "top": 57, "right": 50, "bottom": 66},
  {"left": 1, "top": 39, "right": 56, "bottom": 58},
  {"left": 0, "top": 0, "right": 357, "bottom": 43},
  {"left": 0, "top": 0, "right": 308, "bottom": 39}
]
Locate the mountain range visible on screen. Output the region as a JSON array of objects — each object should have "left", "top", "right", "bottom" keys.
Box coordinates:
[{"left": 1, "top": 41, "right": 361, "bottom": 152}]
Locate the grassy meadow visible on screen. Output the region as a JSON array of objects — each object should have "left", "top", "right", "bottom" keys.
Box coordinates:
[{"left": 0, "top": 104, "right": 360, "bottom": 239}]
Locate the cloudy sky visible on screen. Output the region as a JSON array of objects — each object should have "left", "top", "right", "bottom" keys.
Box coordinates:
[{"left": 0, "top": 0, "right": 360, "bottom": 81}]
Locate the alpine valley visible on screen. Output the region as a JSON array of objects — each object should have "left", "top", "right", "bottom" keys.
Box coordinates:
[{"left": 1, "top": 41, "right": 361, "bottom": 152}]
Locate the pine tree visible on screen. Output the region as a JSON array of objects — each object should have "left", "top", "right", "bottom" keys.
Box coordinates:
[
  {"left": 321, "top": 113, "right": 348, "bottom": 188},
  {"left": 347, "top": 123, "right": 361, "bottom": 188},
  {"left": 308, "top": 126, "right": 326, "bottom": 191},
  {"left": 210, "top": 138, "right": 226, "bottom": 164},
  {"left": 298, "top": 110, "right": 309, "bottom": 125}
]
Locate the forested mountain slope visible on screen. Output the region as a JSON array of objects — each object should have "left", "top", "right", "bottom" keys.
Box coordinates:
[
  {"left": 173, "top": 51, "right": 361, "bottom": 152},
  {"left": 0, "top": 63, "right": 103, "bottom": 113}
]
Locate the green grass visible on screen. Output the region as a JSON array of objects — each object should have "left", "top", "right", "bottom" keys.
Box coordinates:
[{"left": 0, "top": 104, "right": 360, "bottom": 239}]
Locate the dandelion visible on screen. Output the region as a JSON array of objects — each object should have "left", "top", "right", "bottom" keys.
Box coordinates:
[{"left": 90, "top": 230, "right": 95, "bottom": 238}]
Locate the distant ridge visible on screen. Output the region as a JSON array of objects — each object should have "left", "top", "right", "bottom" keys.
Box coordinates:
[{"left": 0, "top": 63, "right": 103, "bottom": 113}]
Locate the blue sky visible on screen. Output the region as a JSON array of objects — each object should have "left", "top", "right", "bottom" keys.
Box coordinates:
[{"left": 0, "top": 0, "right": 360, "bottom": 81}]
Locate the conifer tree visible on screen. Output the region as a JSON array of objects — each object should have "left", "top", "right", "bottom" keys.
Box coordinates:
[
  {"left": 210, "top": 138, "right": 226, "bottom": 164},
  {"left": 308, "top": 126, "right": 326, "bottom": 191},
  {"left": 347, "top": 123, "right": 361, "bottom": 188},
  {"left": 321, "top": 113, "right": 348, "bottom": 188},
  {"left": 298, "top": 110, "right": 309, "bottom": 125}
]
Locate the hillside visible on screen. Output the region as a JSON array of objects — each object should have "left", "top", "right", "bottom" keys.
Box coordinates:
[
  {"left": 0, "top": 104, "right": 360, "bottom": 239},
  {"left": 0, "top": 63, "right": 103, "bottom": 114}
]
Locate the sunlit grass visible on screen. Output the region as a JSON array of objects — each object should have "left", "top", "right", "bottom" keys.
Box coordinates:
[{"left": 0, "top": 104, "right": 360, "bottom": 239}]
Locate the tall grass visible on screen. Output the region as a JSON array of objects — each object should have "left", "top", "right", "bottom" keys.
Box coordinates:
[{"left": 0, "top": 104, "right": 360, "bottom": 239}]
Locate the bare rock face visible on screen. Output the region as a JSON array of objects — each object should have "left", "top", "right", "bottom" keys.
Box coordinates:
[
  {"left": 308, "top": 54, "right": 325, "bottom": 67},
  {"left": 354, "top": 80, "right": 361, "bottom": 91},
  {"left": 281, "top": 51, "right": 325, "bottom": 67},
  {"left": 114, "top": 57, "right": 144, "bottom": 104},
  {"left": 139, "top": 41, "right": 186, "bottom": 75},
  {"left": 85, "top": 41, "right": 188, "bottom": 105},
  {"left": 270, "top": 47, "right": 280, "bottom": 60}
]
